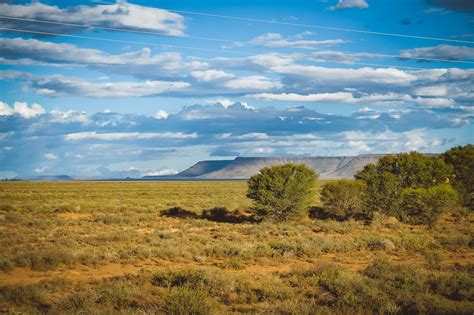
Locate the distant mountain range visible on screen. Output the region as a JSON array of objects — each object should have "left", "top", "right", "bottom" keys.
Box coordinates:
[
  {"left": 15, "top": 155, "right": 387, "bottom": 181},
  {"left": 144, "top": 155, "right": 385, "bottom": 180}
]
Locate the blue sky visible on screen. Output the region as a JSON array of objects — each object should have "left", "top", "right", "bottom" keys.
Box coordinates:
[{"left": 0, "top": 0, "right": 473, "bottom": 178}]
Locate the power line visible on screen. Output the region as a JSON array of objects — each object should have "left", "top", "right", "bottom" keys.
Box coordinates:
[
  {"left": 1, "top": 16, "right": 474, "bottom": 65},
  {"left": 0, "top": 27, "right": 454, "bottom": 70},
  {"left": 0, "top": 27, "right": 252, "bottom": 55},
  {"left": 91, "top": 0, "right": 474, "bottom": 45},
  {"left": 0, "top": 16, "right": 230, "bottom": 45}
]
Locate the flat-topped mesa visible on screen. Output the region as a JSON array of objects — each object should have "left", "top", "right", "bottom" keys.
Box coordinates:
[{"left": 175, "top": 155, "right": 386, "bottom": 180}]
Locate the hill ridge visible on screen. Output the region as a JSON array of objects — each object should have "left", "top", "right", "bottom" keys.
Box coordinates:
[{"left": 174, "top": 154, "right": 386, "bottom": 180}]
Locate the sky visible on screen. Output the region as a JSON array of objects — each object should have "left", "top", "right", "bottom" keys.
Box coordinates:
[{"left": 0, "top": 0, "right": 473, "bottom": 178}]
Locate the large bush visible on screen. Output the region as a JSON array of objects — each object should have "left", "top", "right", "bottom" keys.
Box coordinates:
[
  {"left": 441, "top": 145, "right": 474, "bottom": 210},
  {"left": 320, "top": 180, "right": 366, "bottom": 220},
  {"left": 356, "top": 152, "right": 453, "bottom": 216},
  {"left": 247, "top": 163, "right": 318, "bottom": 222},
  {"left": 398, "top": 185, "right": 458, "bottom": 228}
]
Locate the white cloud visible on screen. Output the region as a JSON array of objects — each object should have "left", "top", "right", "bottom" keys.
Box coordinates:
[
  {"left": 414, "top": 85, "right": 448, "bottom": 97},
  {"left": 205, "top": 98, "right": 234, "bottom": 108},
  {"left": 329, "top": 0, "right": 369, "bottom": 10},
  {"left": 0, "top": 101, "right": 46, "bottom": 118},
  {"left": 223, "top": 76, "right": 282, "bottom": 90},
  {"left": 270, "top": 65, "right": 417, "bottom": 85},
  {"left": 191, "top": 70, "right": 234, "bottom": 82},
  {"left": 400, "top": 45, "right": 474, "bottom": 61},
  {"left": 44, "top": 153, "right": 57, "bottom": 161},
  {"left": 248, "top": 33, "right": 348, "bottom": 49},
  {"left": 249, "top": 92, "right": 456, "bottom": 107},
  {"left": 143, "top": 168, "right": 179, "bottom": 176},
  {"left": 234, "top": 133, "right": 269, "bottom": 140},
  {"left": 30, "top": 77, "right": 190, "bottom": 97},
  {"left": 0, "top": 38, "right": 209, "bottom": 77},
  {"left": 0, "top": 2, "right": 185, "bottom": 35},
  {"left": 50, "top": 110, "right": 90, "bottom": 124},
  {"left": 35, "top": 166, "right": 48, "bottom": 173},
  {"left": 249, "top": 92, "right": 354, "bottom": 102},
  {"left": 64, "top": 131, "right": 198, "bottom": 141},
  {"left": 155, "top": 110, "right": 169, "bottom": 120}
]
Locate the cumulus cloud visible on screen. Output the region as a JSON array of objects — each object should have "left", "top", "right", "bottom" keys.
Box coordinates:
[
  {"left": 0, "top": 38, "right": 209, "bottom": 78},
  {"left": 223, "top": 76, "right": 282, "bottom": 91},
  {"left": 0, "top": 101, "right": 45, "bottom": 118},
  {"left": 271, "top": 64, "right": 417, "bottom": 85},
  {"left": 142, "top": 168, "right": 179, "bottom": 176},
  {"left": 155, "top": 110, "right": 169, "bottom": 120},
  {"left": 329, "top": 0, "right": 369, "bottom": 11},
  {"left": 30, "top": 77, "right": 190, "bottom": 98},
  {"left": 44, "top": 153, "right": 57, "bottom": 160},
  {"left": 400, "top": 45, "right": 474, "bottom": 61},
  {"left": 0, "top": 101, "right": 470, "bottom": 176},
  {"left": 247, "top": 33, "right": 348, "bottom": 49},
  {"left": 190, "top": 70, "right": 234, "bottom": 82},
  {"left": 309, "top": 50, "right": 383, "bottom": 63},
  {"left": 0, "top": 1, "right": 185, "bottom": 35},
  {"left": 64, "top": 131, "right": 198, "bottom": 141},
  {"left": 2, "top": 37, "right": 473, "bottom": 104},
  {"left": 249, "top": 92, "right": 456, "bottom": 106}
]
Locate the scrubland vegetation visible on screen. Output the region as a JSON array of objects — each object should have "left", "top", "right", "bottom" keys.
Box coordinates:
[{"left": 0, "top": 146, "right": 473, "bottom": 313}]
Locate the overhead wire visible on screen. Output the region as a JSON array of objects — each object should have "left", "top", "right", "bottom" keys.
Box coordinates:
[
  {"left": 0, "top": 27, "right": 436, "bottom": 70},
  {"left": 90, "top": 0, "right": 474, "bottom": 45},
  {"left": 1, "top": 16, "right": 473, "bottom": 65}
]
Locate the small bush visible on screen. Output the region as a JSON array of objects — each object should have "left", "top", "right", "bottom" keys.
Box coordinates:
[
  {"left": 0, "top": 257, "right": 14, "bottom": 272},
  {"left": 0, "top": 285, "right": 45, "bottom": 306},
  {"left": 247, "top": 164, "right": 318, "bottom": 222},
  {"left": 17, "top": 248, "right": 76, "bottom": 271},
  {"left": 399, "top": 185, "right": 458, "bottom": 228},
  {"left": 320, "top": 180, "right": 365, "bottom": 220},
  {"left": 164, "top": 286, "right": 219, "bottom": 315}
]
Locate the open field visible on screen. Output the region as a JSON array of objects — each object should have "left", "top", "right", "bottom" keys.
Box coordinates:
[{"left": 0, "top": 181, "right": 473, "bottom": 314}]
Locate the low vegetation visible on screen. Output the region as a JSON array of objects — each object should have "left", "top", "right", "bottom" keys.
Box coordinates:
[
  {"left": 442, "top": 144, "right": 474, "bottom": 211},
  {"left": 247, "top": 163, "right": 318, "bottom": 222},
  {"left": 0, "top": 178, "right": 473, "bottom": 313},
  {"left": 320, "top": 179, "right": 366, "bottom": 220},
  {"left": 0, "top": 145, "right": 472, "bottom": 313}
]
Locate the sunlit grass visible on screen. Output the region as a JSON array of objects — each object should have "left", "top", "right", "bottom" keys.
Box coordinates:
[{"left": 0, "top": 181, "right": 472, "bottom": 313}]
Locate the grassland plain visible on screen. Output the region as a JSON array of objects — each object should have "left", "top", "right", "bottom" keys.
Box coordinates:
[{"left": 0, "top": 181, "right": 473, "bottom": 314}]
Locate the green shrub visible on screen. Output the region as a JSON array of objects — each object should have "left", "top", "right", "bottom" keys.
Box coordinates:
[
  {"left": 398, "top": 185, "right": 458, "bottom": 228},
  {"left": 356, "top": 152, "right": 454, "bottom": 218},
  {"left": 0, "top": 285, "right": 45, "bottom": 306},
  {"left": 0, "top": 257, "right": 14, "bottom": 272},
  {"left": 442, "top": 145, "right": 474, "bottom": 210},
  {"left": 164, "top": 286, "right": 219, "bottom": 315},
  {"left": 320, "top": 180, "right": 365, "bottom": 220},
  {"left": 247, "top": 164, "right": 318, "bottom": 222},
  {"left": 151, "top": 268, "right": 239, "bottom": 302}
]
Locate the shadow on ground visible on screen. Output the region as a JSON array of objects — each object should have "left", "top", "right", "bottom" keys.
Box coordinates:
[{"left": 161, "top": 206, "right": 259, "bottom": 223}]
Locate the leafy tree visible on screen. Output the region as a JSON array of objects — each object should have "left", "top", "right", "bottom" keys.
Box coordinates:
[
  {"left": 358, "top": 152, "right": 452, "bottom": 189},
  {"left": 398, "top": 185, "right": 458, "bottom": 228},
  {"left": 441, "top": 145, "right": 474, "bottom": 210},
  {"left": 356, "top": 152, "right": 453, "bottom": 216},
  {"left": 320, "top": 180, "right": 366, "bottom": 220},
  {"left": 356, "top": 167, "right": 402, "bottom": 216},
  {"left": 247, "top": 163, "right": 318, "bottom": 222}
]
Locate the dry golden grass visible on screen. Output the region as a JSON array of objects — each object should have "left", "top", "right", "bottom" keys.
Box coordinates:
[{"left": 0, "top": 181, "right": 473, "bottom": 313}]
